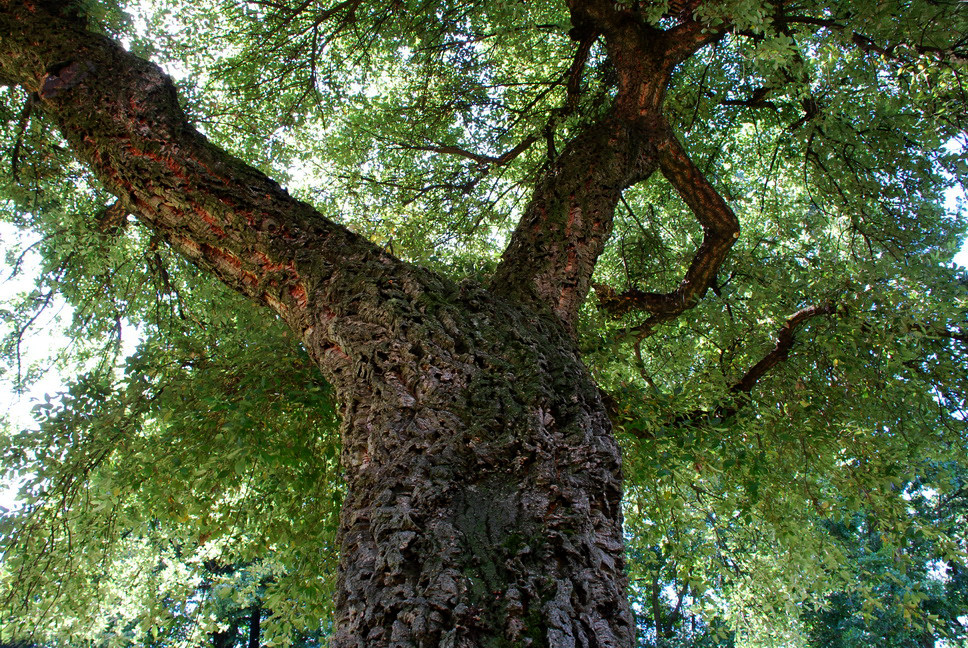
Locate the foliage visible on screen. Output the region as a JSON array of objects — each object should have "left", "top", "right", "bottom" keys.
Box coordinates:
[
  {"left": 1, "top": 0, "right": 967, "bottom": 645},
  {"left": 0, "top": 203, "right": 342, "bottom": 643}
]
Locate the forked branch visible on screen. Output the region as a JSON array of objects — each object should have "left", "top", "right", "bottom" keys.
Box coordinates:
[
  {"left": 597, "top": 119, "right": 740, "bottom": 335},
  {"left": 661, "top": 18, "right": 727, "bottom": 67},
  {"left": 618, "top": 303, "right": 837, "bottom": 438}
]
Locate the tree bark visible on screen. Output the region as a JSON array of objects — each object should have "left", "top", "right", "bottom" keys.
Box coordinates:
[
  {"left": 0, "top": 2, "right": 640, "bottom": 646},
  {"left": 490, "top": 112, "right": 659, "bottom": 331},
  {"left": 328, "top": 274, "right": 632, "bottom": 647}
]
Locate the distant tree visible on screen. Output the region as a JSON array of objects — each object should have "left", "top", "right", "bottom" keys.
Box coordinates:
[
  {"left": 802, "top": 469, "right": 968, "bottom": 648},
  {"left": 624, "top": 467, "right": 968, "bottom": 647},
  {"left": 1, "top": 0, "right": 966, "bottom": 645}
]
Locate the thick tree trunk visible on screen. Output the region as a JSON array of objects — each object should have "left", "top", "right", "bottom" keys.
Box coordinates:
[{"left": 310, "top": 270, "right": 633, "bottom": 647}]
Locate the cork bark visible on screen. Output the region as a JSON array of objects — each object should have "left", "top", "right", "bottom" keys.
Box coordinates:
[{"left": 323, "top": 271, "right": 632, "bottom": 647}]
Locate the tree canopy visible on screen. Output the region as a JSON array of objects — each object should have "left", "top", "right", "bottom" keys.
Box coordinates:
[{"left": 0, "top": 0, "right": 966, "bottom": 646}]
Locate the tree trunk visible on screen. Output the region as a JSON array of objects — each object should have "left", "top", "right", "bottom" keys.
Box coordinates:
[{"left": 311, "top": 270, "right": 634, "bottom": 647}]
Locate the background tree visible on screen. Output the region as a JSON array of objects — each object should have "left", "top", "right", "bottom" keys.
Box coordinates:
[{"left": 1, "top": 0, "right": 967, "bottom": 646}]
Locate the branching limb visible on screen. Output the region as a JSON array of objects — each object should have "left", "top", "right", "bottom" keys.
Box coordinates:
[
  {"left": 565, "top": 0, "right": 726, "bottom": 116},
  {"left": 563, "top": 28, "right": 597, "bottom": 112},
  {"left": 661, "top": 18, "right": 727, "bottom": 68},
  {"left": 720, "top": 87, "right": 778, "bottom": 112},
  {"left": 782, "top": 13, "right": 968, "bottom": 64},
  {"left": 542, "top": 25, "right": 599, "bottom": 164},
  {"left": 596, "top": 119, "right": 740, "bottom": 336},
  {"left": 491, "top": 1, "right": 731, "bottom": 332},
  {"left": 490, "top": 113, "right": 659, "bottom": 331},
  {"left": 615, "top": 303, "right": 837, "bottom": 439}
]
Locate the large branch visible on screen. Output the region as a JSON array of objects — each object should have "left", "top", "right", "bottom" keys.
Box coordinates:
[
  {"left": 488, "top": 16, "right": 659, "bottom": 331},
  {"left": 567, "top": 0, "right": 724, "bottom": 117},
  {"left": 0, "top": 0, "right": 398, "bottom": 374},
  {"left": 490, "top": 4, "right": 726, "bottom": 332},
  {"left": 489, "top": 113, "right": 659, "bottom": 331},
  {"left": 596, "top": 118, "right": 740, "bottom": 335}
]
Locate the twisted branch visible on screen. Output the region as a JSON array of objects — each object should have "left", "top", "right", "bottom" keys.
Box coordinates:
[{"left": 596, "top": 118, "right": 740, "bottom": 336}]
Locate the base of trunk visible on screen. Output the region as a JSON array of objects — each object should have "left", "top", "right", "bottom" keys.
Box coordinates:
[{"left": 308, "top": 277, "right": 634, "bottom": 648}]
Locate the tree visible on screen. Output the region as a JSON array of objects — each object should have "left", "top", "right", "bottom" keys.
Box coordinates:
[
  {"left": 1, "top": 0, "right": 966, "bottom": 646},
  {"left": 801, "top": 467, "right": 968, "bottom": 648}
]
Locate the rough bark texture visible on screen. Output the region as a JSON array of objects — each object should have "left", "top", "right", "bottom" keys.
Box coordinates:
[
  {"left": 493, "top": 1, "right": 733, "bottom": 337},
  {"left": 317, "top": 270, "right": 632, "bottom": 647}
]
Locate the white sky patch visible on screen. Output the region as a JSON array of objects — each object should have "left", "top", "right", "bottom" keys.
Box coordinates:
[
  {"left": 0, "top": 223, "right": 70, "bottom": 511},
  {"left": 944, "top": 138, "right": 968, "bottom": 267},
  {"left": 956, "top": 245, "right": 968, "bottom": 267},
  {"left": 0, "top": 223, "right": 73, "bottom": 426},
  {"left": 0, "top": 223, "right": 143, "bottom": 512}
]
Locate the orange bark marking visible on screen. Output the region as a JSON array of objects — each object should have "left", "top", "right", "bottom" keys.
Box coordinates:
[
  {"left": 123, "top": 143, "right": 190, "bottom": 183},
  {"left": 263, "top": 293, "right": 288, "bottom": 314},
  {"left": 193, "top": 205, "right": 226, "bottom": 238},
  {"left": 204, "top": 245, "right": 258, "bottom": 286},
  {"left": 323, "top": 344, "right": 350, "bottom": 361},
  {"left": 289, "top": 284, "right": 309, "bottom": 309},
  {"left": 565, "top": 201, "right": 581, "bottom": 237},
  {"left": 253, "top": 251, "right": 294, "bottom": 273}
]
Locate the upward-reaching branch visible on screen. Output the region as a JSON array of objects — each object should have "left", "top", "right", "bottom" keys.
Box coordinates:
[
  {"left": 489, "top": 112, "right": 659, "bottom": 330},
  {"left": 731, "top": 303, "right": 837, "bottom": 395},
  {"left": 491, "top": 3, "right": 728, "bottom": 332},
  {"left": 0, "top": 0, "right": 400, "bottom": 378}
]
